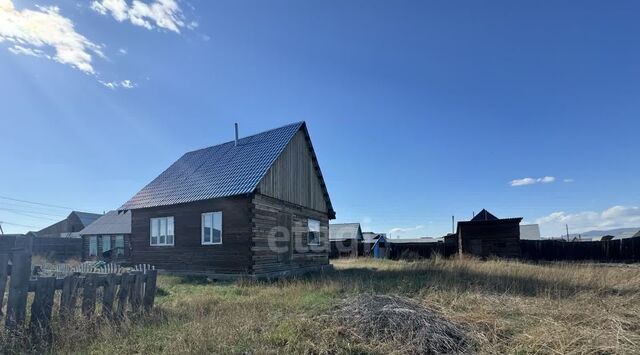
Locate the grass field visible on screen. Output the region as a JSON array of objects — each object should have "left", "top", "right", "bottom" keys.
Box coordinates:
[{"left": 4, "top": 257, "right": 640, "bottom": 354}]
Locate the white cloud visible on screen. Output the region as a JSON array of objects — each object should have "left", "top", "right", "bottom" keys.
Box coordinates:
[
  {"left": 538, "top": 176, "right": 555, "bottom": 183},
  {"left": 91, "top": 0, "right": 189, "bottom": 33},
  {"left": 510, "top": 177, "right": 537, "bottom": 186},
  {"left": 389, "top": 225, "right": 425, "bottom": 237},
  {"left": 100, "top": 79, "right": 136, "bottom": 89},
  {"left": 118, "top": 48, "right": 127, "bottom": 55},
  {"left": 509, "top": 176, "right": 556, "bottom": 187},
  {"left": 0, "top": 0, "right": 102, "bottom": 74},
  {"left": 563, "top": 178, "right": 575, "bottom": 183},
  {"left": 535, "top": 206, "right": 640, "bottom": 237}
]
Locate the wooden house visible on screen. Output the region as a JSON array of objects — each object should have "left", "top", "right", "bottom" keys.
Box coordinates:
[
  {"left": 456, "top": 209, "right": 522, "bottom": 258},
  {"left": 79, "top": 210, "right": 131, "bottom": 263},
  {"left": 119, "top": 122, "right": 335, "bottom": 279},
  {"left": 35, "top": 211, "right": 102, "bottom": 238},
  {"left": 329, "top": 223, "right": 363, "bottom": 258}
]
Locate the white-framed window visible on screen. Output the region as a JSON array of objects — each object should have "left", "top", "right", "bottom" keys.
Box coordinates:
[
  {"left": 307, "top": 219, "right": 321, "bottom": 246},
  {"left": 201, "top": 212, "right": 222, "bottom": 245},
  {"left": 89, "top": 236, "right": 97, "bottom": 256},
  {"left": 115, "top": 235, "right": 125, "bottom": 256},
  {"left": 102, "top": 235, "right": 112, "bottom": 252},
  {"left": 150, "top": 217, "right": 174, "bottom": 246}
]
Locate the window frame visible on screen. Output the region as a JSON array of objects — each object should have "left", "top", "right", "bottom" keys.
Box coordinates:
[
  {"left": 114, "top": 235, "right": 125, "bottom": 256},
  {"left": 150, "top": 217, "right": 175, "bottom": 247},
  {"left": 307, "top": 219, "right": 321, "bottom": 246},
  {"left": 201, "top": 211, "right": 223, "bottom": 245},
  {"left": 89, "top": 236, "right": 97, "bottom": 256},
  {"left": 102, "top": 235, "right": 112, "bottom": 252}
]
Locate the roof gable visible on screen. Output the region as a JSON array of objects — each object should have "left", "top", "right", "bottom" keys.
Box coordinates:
[
  {"left": 79, "top": 210, "right": 131, "bottom": 235},
  {"left": 330, "top": 223, "right": 362, "bottom": 240},
  {"left": 120, "top": 122, "right": 332, "bottom": 212},
  {"left": 72, "top": 211, "right": 102, "bottom": 227},
  {"left": 471, "top": 209, "right": 499, "bottom": 221}
]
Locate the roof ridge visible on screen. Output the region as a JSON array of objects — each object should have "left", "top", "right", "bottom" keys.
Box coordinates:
[{"left": 185, "top": 121, "right": 305, "bottom": 155}]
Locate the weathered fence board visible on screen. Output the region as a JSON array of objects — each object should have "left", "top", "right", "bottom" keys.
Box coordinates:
[
  {"left": 102, "top": 274, "right": 117, "bottom": 318},
  {"left": 30, "top": 277, "right": 56, "bottom": 331},
  {"left": 116, "top": 273, "right": 132, "bottom": 319},
  {"left": 143, "top": 270, "right": 158, "bottom": 312},
  {"left": 0, "top": 236, "right": 82, "bottom": 261},
  {"left": 81, "top": 275, "right": 98, "bottom": 316},
  {"left": 0, "top": 254, "right": 9, "bottom": 314},
  {"left": 0, "top": 248, "right": 157, "bottom": 334},
  {"left": 5, "top": 251, "right": 31, "bottom": 329},
  {"left": 521, "top": 236, "right": 640, "bottom": 262}
]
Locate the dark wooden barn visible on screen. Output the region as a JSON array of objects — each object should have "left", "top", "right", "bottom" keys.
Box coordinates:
[
  {"left": 457, "top": 209, "right": 522, "bottom": 258},
  {"left": 35, "top": 211, "right": 102, "bottom": 238},
  {"left": 329, "top": 223, "right": 363, "bottom": 258},
  {"left": 119, "top": 122, "right": 335, "bottom": 279},
  {"left": 79, "top": 210, "right": 131, "bottom": 263}
]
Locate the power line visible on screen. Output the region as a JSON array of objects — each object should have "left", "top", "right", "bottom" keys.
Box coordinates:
[
  {"left": 0, "top": 221, "right": 42, "bottom": 229},
  {"left": 0, "top": 195, "right": 77, "bottom": 210},
  {"left": 0, "top": 200, "right": 70, "bottom": 215},
  {"left": 0, "top": 205, "right": 67, "bottom": 218},
  {"left": 0, "top": 208, "right": 60, "bottom": 221}
]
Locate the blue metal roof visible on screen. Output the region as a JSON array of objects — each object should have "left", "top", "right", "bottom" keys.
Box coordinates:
[{"left": 120, "top": 122, "right": 305, "bottom": 210}]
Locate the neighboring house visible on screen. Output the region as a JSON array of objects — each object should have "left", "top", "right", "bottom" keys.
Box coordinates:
[
  {"left": 361, "top": 232, "right": 386, "bottom": 257},
  {"left": 119, "top": 122, "right": 335, "bottom": 279},
  {"left": 79, "top": 210, "right": 132, "bottom": 263},
  {"left": 519, "top": 224, "right": 541, "bottom": 240},
  {"left": 329, "top": 223, "right": 363, "bottom": 258},
  {"left": 36, "top": 211, "right": 102, "bottom": 238},
  {"left": 457, "top": 209, "right": 522, "bottom": 258}
]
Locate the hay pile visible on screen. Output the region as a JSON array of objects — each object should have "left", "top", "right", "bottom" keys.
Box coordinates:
[{"left": 335, "top": 295, "right": 474, "bottom": 354}]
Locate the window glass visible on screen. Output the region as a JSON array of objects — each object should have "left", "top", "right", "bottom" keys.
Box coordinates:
[
  {"left": 102, "top": 235, "right": 112, "bottom": 252},
  {"left": 202, "top": 212, "right": 222, "bottom": 245},
  {"left": 308, "top": 219, "right": 321, "bottom": 246},
  {"left": 89, "top": 236, "right": 97, "bottom": 256},
  {"left": 212, "top": 212, "right": 222, "bottom": 244},
  {"left": 115, "top": 235, "right": 124, "bottom": 256},
  {"left": 202, "top": 213, "right": 212, "bottom": 243},
  {"left": 151, "top": 217, "right": 174, "bottom": 246}
]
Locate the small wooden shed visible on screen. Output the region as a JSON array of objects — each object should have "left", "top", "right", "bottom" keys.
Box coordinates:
[{"left": 457, "top": 209, "right": 522, "bottom": 258}]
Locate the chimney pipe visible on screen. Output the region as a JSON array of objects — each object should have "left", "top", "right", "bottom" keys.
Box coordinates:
[{"left": 234, "top": 123, "right": 239, "bottom": 146}]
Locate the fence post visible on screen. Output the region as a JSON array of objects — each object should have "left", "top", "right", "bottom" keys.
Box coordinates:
[
  {"left": 116, "top": 273, "right": 132, "bottom": 319},
  {"left": 30, "top": 276, "right": 56, "bottom": 333},
  {"left": 81, "top": 275, "right": 98, "bottom": 317},
  {"left": 5, "top": 250, "right": 31, "bottom": 330},
  {"left": 130, "top": 271, "right": 144, "bottom": 313},
  {"left": 143, "top": 270, "right": 158, "bottom": 312},
  {"left": 59, "top": 274, "right": 81, "bottom": 319},
  {"left": 0, "top": 254, "right": 9, "bottom": 315},
  {"left": 102, "top": 274, "right": 117, "bottom": 318}
]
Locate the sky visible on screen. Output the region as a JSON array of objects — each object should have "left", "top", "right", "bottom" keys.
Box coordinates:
[{"left": 1, "top": 0, "right": 639, "bottom": 238}]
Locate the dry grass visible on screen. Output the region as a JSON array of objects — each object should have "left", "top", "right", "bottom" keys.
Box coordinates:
[{"left": 2, "top": 257, "right": 639, "bottom": 354}]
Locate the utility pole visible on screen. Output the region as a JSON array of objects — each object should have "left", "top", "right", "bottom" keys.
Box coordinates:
[
  {"left": 0, "top": 222, "right": 4, "bottom": 235},
  {"left": 566, "top": 224, "right": 570, "bottom": 242}
]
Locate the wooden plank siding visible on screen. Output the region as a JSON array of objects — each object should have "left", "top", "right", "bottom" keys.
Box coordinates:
[
  {"left": 130, "top": 196, "right": 253, "bottom": 274},
  {"left": 459, "top": 221, "right": 521, "bottom": 258},
  {"left": 251, "top": 194, "right": 329, "bottom": 275},
  {"left": 258, "top": 130, "right": 329, "bottom": 214}
]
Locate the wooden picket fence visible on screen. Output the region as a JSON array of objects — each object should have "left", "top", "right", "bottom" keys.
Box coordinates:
[
  {"left": 0, "top": 248, "right": 158, "bottom": 333},
  {"left": 37, "top": 262, "right": 155, "bottom": 277}
]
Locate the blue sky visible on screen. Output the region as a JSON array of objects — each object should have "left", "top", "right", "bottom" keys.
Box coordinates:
[{"left": 1, "top": 0, "right": 639, "bottom": 238}]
